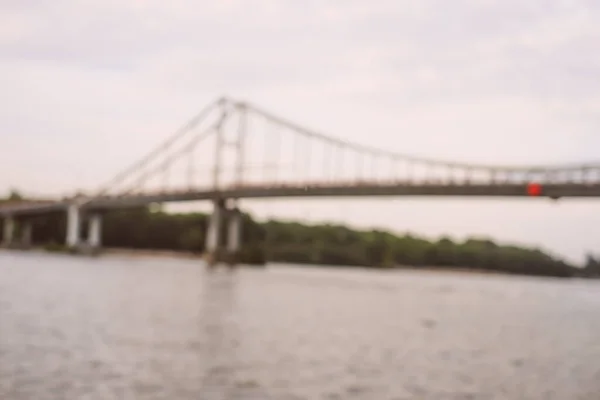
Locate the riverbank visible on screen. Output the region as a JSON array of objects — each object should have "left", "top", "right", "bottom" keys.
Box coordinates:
[
  {"left": 0, "top": 205, "right": 581, "bottom": 277},
  {"left": 0, "top": 246, "right": 532, "bottom": 277},
  {"left": 103, "top": 247, "right": 203, "bottom": 260},
  {"left": 4, "top": 246, "right": 590, "bottom": 280}
]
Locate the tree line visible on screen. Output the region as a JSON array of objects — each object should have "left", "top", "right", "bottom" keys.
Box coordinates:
[
  {"left": 0, "top": 199, "right": 584, "bottom": 277},
  {"left": 582, "top": 254, "right": 600, "bottom": 278}
]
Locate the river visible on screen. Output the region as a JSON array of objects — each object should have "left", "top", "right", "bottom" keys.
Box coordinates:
[{"left": 0, "top": 250, "right": 599, "bottom": 399}]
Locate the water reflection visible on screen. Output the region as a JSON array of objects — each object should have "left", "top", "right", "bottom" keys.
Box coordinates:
[
  {"left": 197, "top": 270, "right": 241, "bottom": 398},
  {"left": 1, "top": 252, "right": 600, "bottom": 399}
]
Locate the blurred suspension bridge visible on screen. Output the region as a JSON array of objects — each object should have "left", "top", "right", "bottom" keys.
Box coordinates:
[{"left": 2, "top": 97, "right": 600, "bottom": 265}]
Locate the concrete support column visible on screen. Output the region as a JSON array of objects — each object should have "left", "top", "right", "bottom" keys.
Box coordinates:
[
  {"left": 204, "top": 199, "right": 224, "bottom": 267},
  {"left": 20, "top": 221, "right": 32, "bottom": 248},
  {"left": 226, "top": 207, "right": 242, "bottom": 266},
  {"left": 88, "top": 213, "right": 102, "bottom": 249},
  {"left": 2, "top": 215, "right": 15, "bottom": 247},
  {"left": 66, "top": 204, "right": 81, "bottom": 249}
]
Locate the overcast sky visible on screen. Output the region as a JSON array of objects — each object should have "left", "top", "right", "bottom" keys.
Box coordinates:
[{"left": 1, "top": 0, "right": 600, "bottom": 263}]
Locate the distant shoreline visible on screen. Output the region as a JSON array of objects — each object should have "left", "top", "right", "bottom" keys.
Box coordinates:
[
  {"left": 0, "top": 201, "right": 581, "bottom": 277},
  {"left": 99, "top": 248, "right": 530, "bottom": 275},
  {"left": 103, "top": 247, "right": 203, "bottom": 260},
  {"left": 1, "top": 246, "right": 519, "bottom": 276}
]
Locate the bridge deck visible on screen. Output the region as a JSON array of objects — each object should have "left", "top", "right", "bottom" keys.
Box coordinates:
[{"left": 2, "top": 182, "right": 600, "bottom": 216}]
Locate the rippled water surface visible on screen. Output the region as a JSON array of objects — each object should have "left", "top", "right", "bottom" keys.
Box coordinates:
[{"left": 1, "top": 251, "right": 600, "bottom": 399}]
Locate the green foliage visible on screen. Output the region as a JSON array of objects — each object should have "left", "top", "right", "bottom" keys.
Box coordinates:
[
  {"left": 0, "top": 193, "right": 579, "bottom": 277},
  {"left": 262, "top": 220, "right": 575, "bottom": 277},
  {"left": 583, "top": 253, "right": 600, "bottom": 278},
  {"left": 0, "top": 189, "right": 23, "bottom": 203},
  {"left": 8, "top": 190, "right": 23, "bottom": 201},
  {"left": 179, "top": 227, "right": 204, "bottom": 253},
  {"left": 43, "top": 241, "right": 67, "bottom": 253}
]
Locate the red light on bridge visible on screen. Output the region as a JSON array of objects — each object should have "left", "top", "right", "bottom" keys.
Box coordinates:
[{"left": 527, "top": 182, "right": 542, "bottom": 196}]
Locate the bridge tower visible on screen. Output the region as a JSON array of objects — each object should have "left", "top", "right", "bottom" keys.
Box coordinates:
[{"left": 203, "top": 99, "right": 246, "bottom": 268}]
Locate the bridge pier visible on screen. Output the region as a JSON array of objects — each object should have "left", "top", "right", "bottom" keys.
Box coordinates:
[
  {"left": 203, "top": 199, "right": 243, "bottom": 268},
  {"left": 87, "top": 213, "right": 102, "bottom": 253},
  {"left": 2, "top": 215, "right": 15, "bottom": 247},
  {"left": 65, "top": 206, "right": 104, "bottom": 254},
  {"left": 1, "top": 217, "right": 32, "bottom": 249},
  {"left": 225, "top": 206, "right": 242, "bottom": 267},
  {"left": 66, "top": 204, "right": 81, "bottom": 250},
  {"left": 204, "top": 199, "right": 224, "bottom": 268}
]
